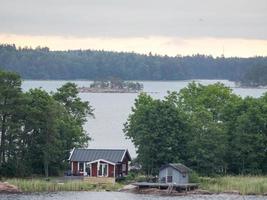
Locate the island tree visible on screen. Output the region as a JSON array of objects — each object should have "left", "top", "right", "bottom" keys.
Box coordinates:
[
  {"left": 124, "top": 83, "right": 267, "bottom": 175},
  {"left": 0, "top": 70, "right": 94, "bottom": 177}
]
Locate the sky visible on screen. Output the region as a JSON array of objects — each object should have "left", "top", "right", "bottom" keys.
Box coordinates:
[{"left": 0, "top": 0, "right": 267, "bottom": 57}]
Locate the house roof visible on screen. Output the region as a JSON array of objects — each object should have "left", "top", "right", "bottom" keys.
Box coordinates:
[
  {"left": 69, "top": 148, "right": 131, "bottom": 164},
  {"left": 160, "top": 163, "right": 190, "bottom": 173}
]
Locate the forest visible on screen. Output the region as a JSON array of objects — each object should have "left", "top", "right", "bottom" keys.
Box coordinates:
[
  {"left": 124, "top": 83, "right": 267, "bottom": 176},
  {"left": 0, "top": 44, "right": 267, "bottom": 86},
  {"left": 0, "top": 70, "right": 93, "bottom": 177}
]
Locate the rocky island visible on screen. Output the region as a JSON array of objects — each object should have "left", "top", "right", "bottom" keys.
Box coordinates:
[{"left": 78, "top": 79, "right": 143, "bottom": 93}]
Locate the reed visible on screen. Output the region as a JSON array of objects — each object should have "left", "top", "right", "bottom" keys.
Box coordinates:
[
  {"left": 6, "top": 176, "right": 267, "bottom": 195},
  {"left": 6, "top": 178, "right": 123, "bottom": 193},
  {"left": 200, "top": 176, "right": 267, "bottom": 195}
]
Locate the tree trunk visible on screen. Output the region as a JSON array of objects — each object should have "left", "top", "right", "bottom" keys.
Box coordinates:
[
  {"left": 44, "top": 159, "right": 49, "bottom": 178},
  {"left": 0, "top": 114, "right": 7, "bottom": 165}
]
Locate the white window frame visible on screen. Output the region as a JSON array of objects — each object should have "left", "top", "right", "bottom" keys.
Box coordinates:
[{"left": 98, "top": 163, "right": 109, "bottom": 177}]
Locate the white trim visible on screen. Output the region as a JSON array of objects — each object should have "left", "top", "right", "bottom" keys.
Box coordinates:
[
  {"left": 98, "top": 163, "right": 109, "bottom": 177},
  {"left": 114, "top": 164, "right": 116, "bottom": 178},
  {"left": 120, "top": 149, "right": 127, "bottom": 162},
  {"left": 87, "top": 159, "right": 116, "bottom": 165},
  {"left": 90, "top": 163, "right": 92, "bottom": 177},
  {"left": 68, "top": 148, "right": 75, "bottom": 161},
  {"left": 71, "top": 162, "right": 73, "bottom": 174}
]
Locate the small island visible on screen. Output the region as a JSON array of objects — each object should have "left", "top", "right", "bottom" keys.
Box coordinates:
[{"left": 78, "top": 79, "right": 144, "bottom": 93}]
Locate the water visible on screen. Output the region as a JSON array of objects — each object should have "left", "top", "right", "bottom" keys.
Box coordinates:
[
  {"left": 21, "top": 80, "right": 267, "bottom": 157},
  {"left": 1, "top": 192, "right": 266, "bottom": 200}
]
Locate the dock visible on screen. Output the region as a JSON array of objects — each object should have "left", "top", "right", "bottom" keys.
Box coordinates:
[{"left": 132, "top": 182, "right": 198, "bottom": 193}]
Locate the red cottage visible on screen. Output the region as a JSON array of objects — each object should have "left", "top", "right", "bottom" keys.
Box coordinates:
[{"left": 69, "top": 148, "right": 131, "bottom": 182}]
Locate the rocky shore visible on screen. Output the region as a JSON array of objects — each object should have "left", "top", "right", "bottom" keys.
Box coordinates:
[
  {"left": 120, "top": 184, "right": 267, "bottom": 196},
  {"left": 0, "top": 182, "right": 21, "bottom": 194}
]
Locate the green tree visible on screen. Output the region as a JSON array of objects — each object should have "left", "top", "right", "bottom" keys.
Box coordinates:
[
  {"left": 53, "top": 82, "right": 93, "bottom": 154},
  {"left": 176, "top": 82, "right": 236, "bottom": 174},
  {"left": 124, "top": 93, "right": 188, "bottom": 175},
  {"left": 0, "top": 70, "right": 94, "bottom": 177},
  {"left": 0, "top": 70, "right": 22, "bottom": 167},
  {"left": 24, "top": 89, "right": 62, "bottom": 177},
  {"left": 225, "top": 97, "right": 267, "bottom": 174},
  {"left": 124, "top": 83, "right": 267, "bottom": 176}
]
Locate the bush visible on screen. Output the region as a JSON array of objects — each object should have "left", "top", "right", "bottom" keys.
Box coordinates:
[{"left": 189, "top": 171, "right": 200, "bottom": 183}]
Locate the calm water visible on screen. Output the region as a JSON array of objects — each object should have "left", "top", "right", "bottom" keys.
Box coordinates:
[
  {"left": 1, "top": 192, "right": 266, "bottom": 200},
  {"left": 21, "top": 80, "right": 267, "bottom": 157}
]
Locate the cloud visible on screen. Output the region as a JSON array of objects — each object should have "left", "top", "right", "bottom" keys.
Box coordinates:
[{"left": 0, "top": 0, "right": 266, "bottom": 39}]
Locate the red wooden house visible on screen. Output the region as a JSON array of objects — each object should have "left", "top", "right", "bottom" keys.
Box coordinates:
[{"left": 69, "top": 148, "right": 131, "bottom": 180}]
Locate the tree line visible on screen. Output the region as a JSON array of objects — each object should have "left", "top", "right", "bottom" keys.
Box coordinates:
[
  {"left": 124, "top": 83, "right": 267, "bottom": 176},
  {"left": 0, "top": 70, "right": 93, "bottom": 177},
  {"left": 239, "top": 64, "right": 267, "bottom": 87},
  {"left": 0, "top": 44, "right": 267, "bottom": 85}
]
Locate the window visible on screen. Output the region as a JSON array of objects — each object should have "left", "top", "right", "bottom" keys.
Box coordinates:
[
  {"left": 79, "top": 162, "right": 84, "bottom": 172},
  {"left": 85, "top": 163, "right": 91, "bottom": 176},
  {"left": 99, "top": 163, "right": 108, "bottom": 177}
]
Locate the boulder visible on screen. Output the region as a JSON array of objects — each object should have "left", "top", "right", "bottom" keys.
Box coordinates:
[{"left": 0, "top": 182, "right": 21, "bottom": 194}]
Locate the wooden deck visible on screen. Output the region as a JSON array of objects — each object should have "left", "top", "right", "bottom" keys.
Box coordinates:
[{"left": 132, "top": 182, "right": 198, "bottom": 192}]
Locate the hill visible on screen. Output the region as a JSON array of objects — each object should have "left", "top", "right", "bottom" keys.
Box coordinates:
[{"left": 1, "top": 44, "right": 267, "bottom": 82}]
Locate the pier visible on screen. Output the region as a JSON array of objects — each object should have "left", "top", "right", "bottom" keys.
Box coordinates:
[{"left": 132, "top": 182, "right": 198, "bottom": 193}]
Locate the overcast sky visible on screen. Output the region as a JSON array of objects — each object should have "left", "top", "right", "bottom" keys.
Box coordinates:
[{"left": 1, "top": 0, "right": 267, "bottom": 57}]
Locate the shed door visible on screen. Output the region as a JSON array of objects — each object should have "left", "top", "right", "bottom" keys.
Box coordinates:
[{"left": 166, "top": 168, "right": 173, "bottom": 183}]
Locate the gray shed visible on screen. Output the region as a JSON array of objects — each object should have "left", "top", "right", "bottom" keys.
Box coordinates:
[{"left": 159, "top": 163, "right": 190, "bottom": 184}]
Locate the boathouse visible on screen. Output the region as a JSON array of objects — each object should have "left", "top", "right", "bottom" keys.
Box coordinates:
[
  {"left": 69, "top": 148, "right": 131, "bottom": 183},
  {"left": 159, "top": 163, "right": 190, "bottom": 184}
]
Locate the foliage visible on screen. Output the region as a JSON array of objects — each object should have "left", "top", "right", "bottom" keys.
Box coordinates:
[
  {"left": 239, "top": 64, "right": 267, "bottom": 87},
  {"left": 0, "top": 70, "right": 93, "bottom": 177},
  {"left": 124, "top": 83, "right": 267, "bottom": 176},
  {"left": 189, "top": 171, "right": 200, "bottom": 183},
  {"left": 89, "top": 79, "right": 143, "bottom": 91},
  {"left": 124, "top": 93, "right": 189, "bottom": 175},
  {"left": 1, "top": 44, "right": 267, "bottom": 82}
]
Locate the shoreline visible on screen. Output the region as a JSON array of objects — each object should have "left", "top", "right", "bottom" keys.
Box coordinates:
[
  {"left": 120, "top": 183, "right": 267, "bottom": 196},
  {"left": 1, "top": 180, "right": 267, "bottom": 196},
  {"left": 1, "top": 176, "right": 267, "bottom": 196},
  {"left": 124, "top": 186, "right": 267, "bottom": 196}
]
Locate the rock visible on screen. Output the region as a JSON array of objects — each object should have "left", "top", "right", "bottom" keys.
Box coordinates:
[
  {"left": 118, "top": 184, "right": 137, "bottom": 192},
  {"left": 191, "top": 189, "right": 213, "bottom": 195},
  {"left": 224, "top": 190, "right": 240, "bottom": 195},
  {"left": 0, "top": 182, "right": 21, "bottom": 194}
]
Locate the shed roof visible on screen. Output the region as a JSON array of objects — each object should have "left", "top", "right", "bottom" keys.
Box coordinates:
[
  {"left": 160, "top": 163, "right": 190, "bottom": 173},
  {"left": 69, "top": 148, "right": 131, "bottom": 164}
]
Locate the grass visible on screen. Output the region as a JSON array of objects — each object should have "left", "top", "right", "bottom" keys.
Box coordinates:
[
  {"left": 4, "top": 175, "right": 267, "bottom": 195},
  {"left": 199, "top": 176, "right": 267, "bottom": 195},
  {"left": 6, "top": 178, "right": 124, "bottom": 193}
]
